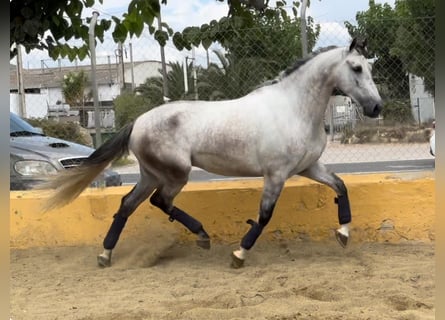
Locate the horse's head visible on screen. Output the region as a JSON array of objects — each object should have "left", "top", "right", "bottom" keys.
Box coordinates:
[{"left": 334, "top": 38, "right": 383, "bottom": 118}]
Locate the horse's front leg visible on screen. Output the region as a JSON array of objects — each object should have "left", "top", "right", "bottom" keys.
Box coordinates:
[
  {"left": 231, "top": 175, "right": 285, "bottom": 268},
  {"left": 299, "top": 161, "right": 351, "bottom": 247}
]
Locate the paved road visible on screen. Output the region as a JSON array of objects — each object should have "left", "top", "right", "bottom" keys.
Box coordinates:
[
  {"left": 113, "top": 142, "right": 435, "bottom": 185},
  {"left": 118, "top": 158, "right": 435, "bottom": 185}
]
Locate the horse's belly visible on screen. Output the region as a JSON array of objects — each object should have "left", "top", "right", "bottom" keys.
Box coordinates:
[
  {"left": 191, "top": 153, "right": 263, "bottom": 177},
  {"left": 289, "top": 144, "right": 326, "bottom": 174}
]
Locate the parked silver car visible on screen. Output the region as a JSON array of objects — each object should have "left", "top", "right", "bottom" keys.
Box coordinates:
[{"left": 10, "top": 112, "right": 122, "bottom": 190}]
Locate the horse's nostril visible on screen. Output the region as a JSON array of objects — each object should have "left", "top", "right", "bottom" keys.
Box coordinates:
[{"left": 373, "top": 104, "right": 382, "bottom": 115}]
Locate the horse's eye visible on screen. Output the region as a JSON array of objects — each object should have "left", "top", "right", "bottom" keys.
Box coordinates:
[{"left": 352, "top": 65, "right": 362, "bottom": 73}]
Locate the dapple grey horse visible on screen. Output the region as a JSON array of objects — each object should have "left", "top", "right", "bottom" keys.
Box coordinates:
[{"left": 40, "top": 38, "right": 382, "bottom": 268}]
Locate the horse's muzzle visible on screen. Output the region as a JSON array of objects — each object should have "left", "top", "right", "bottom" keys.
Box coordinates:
[
  {"left": 371, "top": 103, "right": 382, "bottom": 118},
  {"left": 365, "top": 103, "right": 382, "bottom": 118}
]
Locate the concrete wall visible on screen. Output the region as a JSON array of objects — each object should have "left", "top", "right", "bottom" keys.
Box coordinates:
[
  {"left": 409, "top": 74, "right": 435, "bottom": 123},
  {"left": 10, "top": 172, "right": 435, "bottom": 249},
  {"left": 10, "top": 93, "right": 48, "bottom": 119}
]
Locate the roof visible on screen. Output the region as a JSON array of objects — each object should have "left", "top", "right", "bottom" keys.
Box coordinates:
[{"left": 10, "top": 60, "right": 165, "bottom": 90}]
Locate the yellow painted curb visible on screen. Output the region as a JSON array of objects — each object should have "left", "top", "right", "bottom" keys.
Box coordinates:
[{"left": 10, "top": 171, "right": 435, "bottom": 249}]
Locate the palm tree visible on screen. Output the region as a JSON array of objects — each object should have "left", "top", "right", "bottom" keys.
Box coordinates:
[
  {"left": 136, "top": 61, "right": 195, "bottom": 104},
  {"left": 197, "top": 49, "right": 278, "bottom": 101},
  {"left": 135, "top": 77, "right": 164, "bottom": 106}
]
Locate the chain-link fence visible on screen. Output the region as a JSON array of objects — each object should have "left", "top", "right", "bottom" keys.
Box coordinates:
[{"left": 10, "top": 15, "right": 435, "bottom": 164}]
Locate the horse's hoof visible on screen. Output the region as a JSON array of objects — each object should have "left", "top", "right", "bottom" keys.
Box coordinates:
[
  {"left": 196, "top": 238, "right": 211, "bottom": 250},
  {"left": 230, "top": 252, "right": 245, "bottom": 269},
  {"left": 97, "top": 254, "right": 111, "bottom": 267},
  {"left": 335, "top": 230, "right": 349, "bottom": 248}
]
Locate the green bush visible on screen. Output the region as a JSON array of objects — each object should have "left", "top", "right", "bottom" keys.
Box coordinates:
[
  {"left": 381, "top": 99, "right": 414, "bottom": 124},
  {"left": 26, "top": 118, "right": 93, "bottom": 146},
  {"left": 340, "top": 124, "right": 430, "bottom": 144},
  {"left": 113, "top": 92, "right": 154, "bottom": 129}
]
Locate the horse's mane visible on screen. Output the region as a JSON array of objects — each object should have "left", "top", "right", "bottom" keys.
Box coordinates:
[
  {"left": 256, "top": 45, "right": 340, "bottom": 88},
  {"left": 282, "top": 45, "right": 339, "bottom": 78}
]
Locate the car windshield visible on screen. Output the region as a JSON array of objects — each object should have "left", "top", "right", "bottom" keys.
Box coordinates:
[{"left": 10, "top": 112, "right": 44, "bottom": 136}]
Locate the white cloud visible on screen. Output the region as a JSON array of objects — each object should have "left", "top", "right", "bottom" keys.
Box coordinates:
[
  {"left": 162, "top": 0, "right": 228, "bottom": 31},
  {"left": 17, "top": 1, "right": 395, "bottom": 68}
]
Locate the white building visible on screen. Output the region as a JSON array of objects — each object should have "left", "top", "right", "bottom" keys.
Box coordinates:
[
  {"left": 409, "top": 74, "right": 435, "bottom": 124},
  {"left": 10, "top": 60, "right": 170, "bottom": 125}
]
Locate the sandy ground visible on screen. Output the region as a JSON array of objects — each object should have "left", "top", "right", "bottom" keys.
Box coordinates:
[{"left": 11, "top": 227, "right": 435, "bottom": 320}]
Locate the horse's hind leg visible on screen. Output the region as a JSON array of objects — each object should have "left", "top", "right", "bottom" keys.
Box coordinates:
[
  {"left": 150, "top": 183, "right": 211, "bottom": 250},
  {"left": 231, "top": 174, "right": 285, "bottom": 268},
  {"left": 299, "top": 161, "right": 351, "bottom": 248},
  {"left": 97, "top": 171, "right": 157, "bottom": 267}
]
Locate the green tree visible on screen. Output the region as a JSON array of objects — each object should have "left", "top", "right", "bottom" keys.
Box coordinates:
[
  {"left": 345, "top": 1, "right": 408, "bottom": 100},
  {"left": 62, "top": 70, "right": 89, "bottom": 107},
  {"left": 380, "top": 99, "right": 414, "bottom": 124},
  {"left": 181, "top": 1, "right": 320, "bottom": 100},
  {"left": 139, "top": 1, "right": 320, "bottom": 103},
  {"left": 391, "top": 0, "right": 435, "bottom": 96},
  {"left": 136, "top": 61, "right": 195, "bottom": 103},
  {"left": 113, "top": 92, "right": 152, "bottom": 129},
  {"left": 197, "top": 49, "right": 275, "bottom": 100},
  {"left": 10, "top": 0, "right": 113, "bottom": 60},
  {"left": 10, "top": 0, "right": 269, "bottom": 60},
  {"left": 196, "top": 52, "right": 236, "bottom": 101},
  {"left": 173, "top": 1, "right": 319, "bottom": 57},
  {"left": 345, "top": 0, "right": 435, "bottom": 98},
  {"left": 135, "top": 77, "right": 165, "bottom": 106}
]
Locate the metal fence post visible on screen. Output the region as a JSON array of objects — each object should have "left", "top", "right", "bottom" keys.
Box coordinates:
[
  {"left": 89, "top": 11, "right": 102, "bottom": 148},
  {"left": 158, "top": 12, "right": 169, "bottom": 102},
  {"left": 300, "top": 0, "right": 309, "bottom": 58},
  {"left": 16, "top": 44, "right": 26, "bottom": 118}
]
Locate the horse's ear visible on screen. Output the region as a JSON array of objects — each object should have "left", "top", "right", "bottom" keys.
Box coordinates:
[
  {"left": 349, "top": 37, "right": 368, "bottom": 56},
  {"left": 349, "top": 37, "right": 357, "bottom": 52}
]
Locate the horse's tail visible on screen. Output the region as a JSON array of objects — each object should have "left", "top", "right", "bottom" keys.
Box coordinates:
[{"left": 39, "top": 122, "right": 134, "bottom": 212}]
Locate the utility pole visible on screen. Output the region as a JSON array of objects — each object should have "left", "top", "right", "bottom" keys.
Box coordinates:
[
  {"left": 300, "top": 0, "right": 309, "bottom": 58},
  {"left": 206, "top": 49, "right": 210, "bottom": 68},
  {"left": 117, "top": 42, "right": 126, "bottom": 93},
  {"left": 183, "top": 57, "right": 189, "bottom": 95},
  {"left": 191, "top": 47, "right": 198, "bottom": 100},
  {"left": 89, "top": 11, "right": 102, "bottom": 147},
  {"left": 158, "top": 11, "right": 169, "bottom": 102},
  {"left": 16, "top": 44, "right": 26, "bottom": 118},
  {"left": 129, "top": 42, "right": 135, "bottom": 91}
]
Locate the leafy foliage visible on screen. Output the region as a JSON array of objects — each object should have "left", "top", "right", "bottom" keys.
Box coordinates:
[
  {"left": 178, "top": 1, "right": 320, "bottom": 100},
  {"left": 62, "top": 70, "right": 89, "bottom": 106},
  {"left": 10, "top": 0, "right": 162, "bottom": 60},
  {"left": 26, "top": 118, "right": 93, "bottom": 146},
  {"left": 197, "top": 50, "right": 275, "bottom": 100},
  {"left": 113, "top": 92, "right": 154, "bottom": 129},
  {"left": 391, "top": 0, "right": 435, "bottom": 96},
  {"left": 196, "top": 54, "right": 236, "bottom": 101},
  {"left": 174, "top": 1, "right": 319, "bottom": 56},
  {"left": 10, "top": 0, "right": 111, "bottom": 60},
  {"left": 136, "top": 62, "right": 196, "bottom": 103},
  {"left": 381, "top": 99, "right": 414, "bottom": 125},
  {"left": 10, "top": 0, "right": 272, "bottom": 61},
  {"left": 345, "top": 0, "right": 435, "bottom": 97}
]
